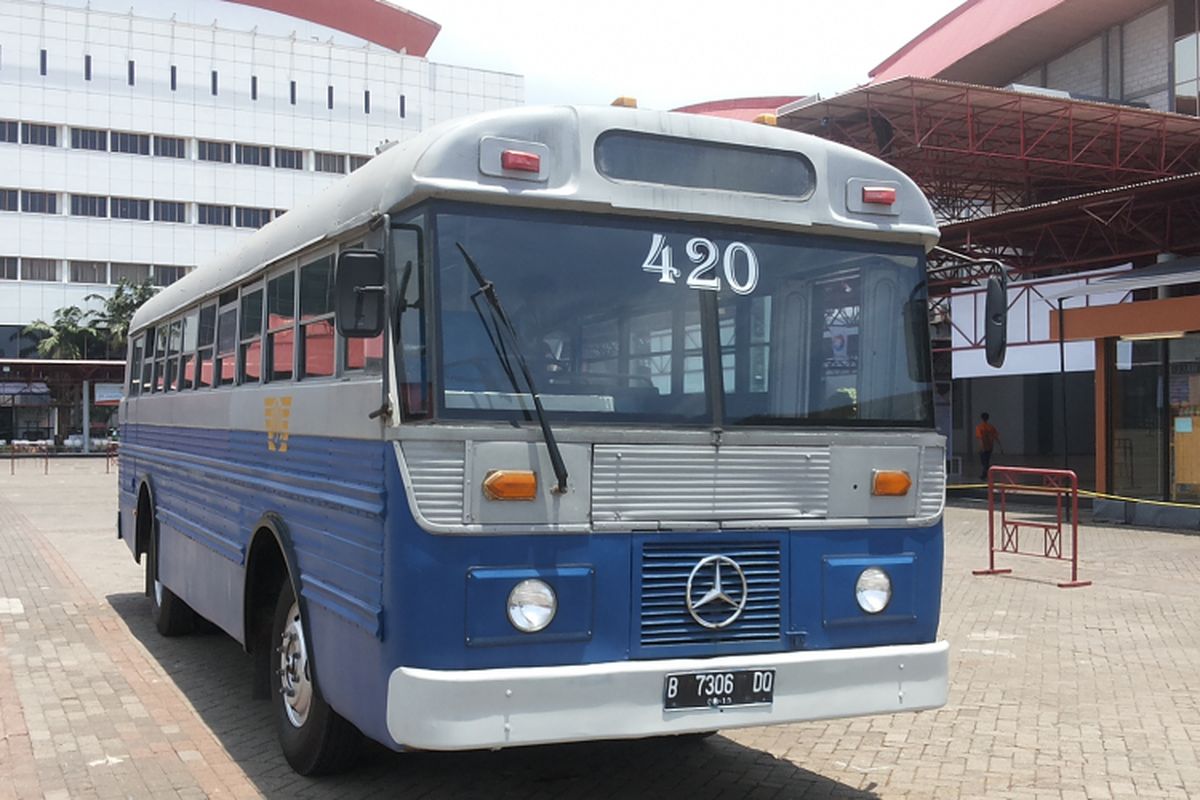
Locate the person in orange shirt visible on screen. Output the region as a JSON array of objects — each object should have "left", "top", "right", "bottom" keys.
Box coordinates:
[{"left": 976, "top": 412, "right": 1002, "bottom": 480}]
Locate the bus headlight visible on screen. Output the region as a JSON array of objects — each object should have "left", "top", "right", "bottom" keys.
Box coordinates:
[
  {"left": 855, "top": 567, "right": 891, "bottom": 614},
  {"left": 507, "top": 579, "right": 557, "bottom": 633}
]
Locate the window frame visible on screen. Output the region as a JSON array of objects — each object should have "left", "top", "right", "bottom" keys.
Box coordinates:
[
  {"left": 297, "top": 248, "right": 339, "bottom": 381},
  {"left": 265, "top": 263, "right": 298, "bottom": 383}
]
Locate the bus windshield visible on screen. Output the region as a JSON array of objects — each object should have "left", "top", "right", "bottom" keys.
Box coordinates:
[{"left": 432, "top": 204, "right": 933, "bottom": 427}]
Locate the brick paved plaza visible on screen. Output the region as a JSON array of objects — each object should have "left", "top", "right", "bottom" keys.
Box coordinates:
[{"left": 1, "top": 459, "right": 1199, "bottom": 799}]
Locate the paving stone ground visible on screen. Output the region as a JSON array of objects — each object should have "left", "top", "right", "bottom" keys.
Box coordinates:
[{"left": 1, "top": 459, "right": 1199, "bottom": 799}]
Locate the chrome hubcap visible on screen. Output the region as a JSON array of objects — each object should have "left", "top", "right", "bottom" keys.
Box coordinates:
[{"left": 278, "top": 600, "right": 313, "bottom": 728}]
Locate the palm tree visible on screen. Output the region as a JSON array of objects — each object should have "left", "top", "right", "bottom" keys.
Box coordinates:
[
  {"left": 23, "top": 305, "right": 100, "bottom": 359},
  {"left": 87, "top": 279, "right": 159, "bottom": 357}
]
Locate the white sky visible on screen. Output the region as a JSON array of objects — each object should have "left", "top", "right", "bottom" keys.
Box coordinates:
[{"left": 398, "top": 1, "right": 965, "bottom": 110}]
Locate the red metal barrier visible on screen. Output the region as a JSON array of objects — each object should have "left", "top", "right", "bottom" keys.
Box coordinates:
[{"left": 973, "top": 466, "right": 1092, "bottom": 589}]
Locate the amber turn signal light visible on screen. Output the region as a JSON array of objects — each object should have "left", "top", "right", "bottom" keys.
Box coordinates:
[
  {"left": 482, "top": 470, "right": 538, "bottom": 501},
  {"left": 871, "top": 469, "right": 912, "bottom": 496}
]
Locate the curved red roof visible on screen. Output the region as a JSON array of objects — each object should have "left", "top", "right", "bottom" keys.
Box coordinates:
[
  {"left": 673, "top": 96, "right": 807, "bottom": 122},
  {"left": 225, "top": 0, "right": 440, "bottom": 56}
]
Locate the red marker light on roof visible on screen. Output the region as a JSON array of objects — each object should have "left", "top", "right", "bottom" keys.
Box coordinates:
[
  {"left": 862, "top": 186, "right": 897, "bottom": 205},
  {"left": 501, "top": 149, "right": 541, "bottom": 173}
]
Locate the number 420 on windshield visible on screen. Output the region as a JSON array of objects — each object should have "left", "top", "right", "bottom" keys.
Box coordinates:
[{"left": 642, "top": 233, "right": 760, "bottom": 295}]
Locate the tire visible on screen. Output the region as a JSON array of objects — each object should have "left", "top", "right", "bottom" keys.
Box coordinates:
[
  {"left": 271, "top": 581, "right": 361, "bottom": 775},
  {"left": 147, "top": 519, "right": 195, "bottom": 637}
]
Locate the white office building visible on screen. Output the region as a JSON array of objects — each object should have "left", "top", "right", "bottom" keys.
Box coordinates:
[{"left": 0, "top": 0, "right": 524, "bottom": 358}]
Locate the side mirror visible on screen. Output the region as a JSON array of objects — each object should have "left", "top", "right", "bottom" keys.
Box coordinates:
[
  {"left": 984, "top": 275, "right": 1007, "bottom": 368},
  {"left": 335, "top": 250, "right": 386, "bottom": 338}
]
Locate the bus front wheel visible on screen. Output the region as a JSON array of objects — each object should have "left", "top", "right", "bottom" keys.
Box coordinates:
[
  {"left": 271, "top": 582, "right": 361, "bottom": 775},
  {"left": 147, "top": 521, "right": 195, "bottom": 636}
]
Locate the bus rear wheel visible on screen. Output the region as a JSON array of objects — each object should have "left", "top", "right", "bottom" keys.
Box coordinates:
[
  {"left": 271, "top": 581, "right": 361, "bottom": 775},
  {"left": 147, "top": 521, "right": 195, "bottom": 636}
]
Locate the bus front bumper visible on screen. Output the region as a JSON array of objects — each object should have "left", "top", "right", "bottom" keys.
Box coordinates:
[{"left": 385, "top": 640, "right": 948, "bottom": 750}]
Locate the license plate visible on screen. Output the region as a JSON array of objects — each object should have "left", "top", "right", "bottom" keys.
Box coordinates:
[{"left": 663, "top": 669, "right": 775, "bottom": 710}]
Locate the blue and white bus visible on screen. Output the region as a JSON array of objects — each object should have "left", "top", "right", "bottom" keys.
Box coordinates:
[{"left": 119, "top": 105, "right": 955, "bottom": 775}]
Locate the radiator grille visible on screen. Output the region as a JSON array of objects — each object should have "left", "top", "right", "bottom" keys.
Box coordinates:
[
  {"left": 640, "top": 542, "right": 781, "bottom": 647},
  {"left": 400, "top": 440, "right": 466, "bottom": 526}
]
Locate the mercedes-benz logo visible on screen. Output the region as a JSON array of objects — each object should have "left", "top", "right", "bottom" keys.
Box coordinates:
[{"left": 685, "top": 555, "right": 749, "bottom": 629}]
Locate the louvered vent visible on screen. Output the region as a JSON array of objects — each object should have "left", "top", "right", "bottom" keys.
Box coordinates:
[{"left": 640, "top": 542, "right": 781, "bottom": 647}]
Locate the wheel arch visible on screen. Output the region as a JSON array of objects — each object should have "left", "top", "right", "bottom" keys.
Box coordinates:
[{"left": 243, "top": 512, "right": 303, "bottom": 654}]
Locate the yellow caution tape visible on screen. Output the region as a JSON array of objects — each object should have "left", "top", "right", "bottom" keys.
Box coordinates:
[{"left": 947, "top": 483, "right": 1200, "bottom": 510}]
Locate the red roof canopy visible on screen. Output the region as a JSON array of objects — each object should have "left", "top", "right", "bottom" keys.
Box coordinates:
[
  {"left": 224, "top": 0, "right": 440, "bottom": 56},
  {"left": 871, "top": 0, "right": 1160, "bottom": 86}
]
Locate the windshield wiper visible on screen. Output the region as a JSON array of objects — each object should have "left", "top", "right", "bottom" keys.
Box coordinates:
[{"left": 455, "top": 243, "right": 569, "bottom": 494}]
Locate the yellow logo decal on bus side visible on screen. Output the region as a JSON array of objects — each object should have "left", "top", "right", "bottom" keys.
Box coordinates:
[{"left": 264, "top": 396, "right": 293, "bottom": 453}]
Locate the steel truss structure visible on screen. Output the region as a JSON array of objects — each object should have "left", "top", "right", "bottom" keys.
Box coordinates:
[{"left": 780, "top": 77, "right": 1200, "bottom": 294}]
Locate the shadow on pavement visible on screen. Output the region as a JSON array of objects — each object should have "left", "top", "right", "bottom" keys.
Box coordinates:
[{"left": 108, "top": 591, "right": 878, "bottom": 799}]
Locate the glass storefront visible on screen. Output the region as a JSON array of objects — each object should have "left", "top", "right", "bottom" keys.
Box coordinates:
[{"left": 1110, "top": 332, "right": 1200, "bottom": 501}]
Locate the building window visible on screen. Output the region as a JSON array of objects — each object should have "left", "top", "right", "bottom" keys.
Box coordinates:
[
  {"left": 70, "top": 194, "right": 107, "bottom": 217},
  {"left": 111, "top": 262, "right": 150, "bottom": 284},
  {"left": 290, "top": 80, "right": 296, "bottom": 105},
  {"left": 211, "top": 70, "right": 218, "bottom": 96},
  {"left": 399, "top": 94, "right": 406, "bottom": 118},
  {"left": 153, "top": 265, "right": 189, "bottom": 286},
  {"left": 364, "top": 90, "right": 370, "bottom": 114},
  {"left": 327, "top": 85, "right": 334, "bottom": 110},
  {"left": 1176, "top": 0, "right": 1200, "bottom": 115},
  {"left": 274, "top": 147, "right": 303, "bottom": 170},
  {"left": 153, "top": 200, "right": 186, "bottom": 223},
  {"left": 197, "top": 204, "right": 232, "bottom": 226},
  {"left": 111, "top": 131, "right": 150, "bottom": 155},
  {"left": 235, "top": 144, "right": 271, "bottom": 166},
  {"left": 69, "top": 260, "right": 107, "bottom": 283},
  {"left": 251, "top": 75, "right": 257, "bottom": 100},
  {"left": 236, "top": 206, "right": 273, "bottom": 229},
  {"left": 22, "top": 191, "right": 57, "bottom": 214},
  {"left": 39, "top": 49, "right": 46, "bottom": 76},
  {"left": 0, "top": 120, "right": 16, "bottom": 143},
  {"left": 70, "top": 127, "right": 107, "bottom": 150},
  {"left": 198, "top": 140, "right": 232, "bottom": 163},
  {"left": 84, "top": 54, "right": 91, "bottom": 81},
  {"left": 111, "top": 197, "right": 150, "bottom": 220},
  {"left": 23, "top": 258, "right": 58, "bottom": 282},
  {"left": 21, "top": 123, "right": 57, "bottom": 147},
  {"left": 350, "top": 154, "right": 371, "bottom": 172},
  {"left": 153, "top": 135, "right": 186, "bottom": 158},
  {"left": 170, "top": 65, "right": 177, "bottom": 91},
  {"left": 314, "top": 152, "right": 346, "bottom": 174},
  {"left": 127, "top": 60, "right": 135, "bottom": 86},
  {"left": 0, "top": 189, "right": 17, "bottom": 211},
  {"left": 0, "top": 256, "right": 16, "bottom": 280}
]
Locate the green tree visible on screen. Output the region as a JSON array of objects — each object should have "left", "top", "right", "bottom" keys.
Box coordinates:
[
  {"left": 87, "top": 278, "right": 159, "bottom": 357},
  {"left": 22, "top": 305, "right": 100, "bottom": 359}
]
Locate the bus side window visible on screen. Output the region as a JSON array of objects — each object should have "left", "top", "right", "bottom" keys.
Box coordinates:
[
  {"left": 140, "top": 328, "right": 155, "bottom": 395},
  {"left": 180, "top": 309, "right": 199, "bottom": 389},
  {"left": 215, "top": 304, "right": 238, "bottom": 386},
  {"left": 196, "top": 304, "right": 216, "bottom": 388},
  {"left": 239, "top": 286, "right": 264, "bottom": 384},
  {"left": 129, "top": 335, "right": 144, "bottom": 397},
  {"left": 299, "top": 255, "right": 335, "bottom": 379},
  {"left": 153, "top": 324, "right": 168, "bottom": 392},
  {"left": 165, "top": 319, "right": 182, "bottom": 391},
  {"left": 266, "top": 271, "right": 296, "bottom": 381}
]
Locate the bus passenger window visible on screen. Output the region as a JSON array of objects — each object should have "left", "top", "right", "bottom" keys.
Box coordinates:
[
  {"left": 153, "top": 324, "right": 168, "bottom": 392},
  {"left": 140, "top": 329, "right": 155, "bottom": 394},
  {"left": 196, "top": 304, "right": 216, "bottom": 388},
  {"left": 239, "top": 287, "right": 264, "bottom": 383},
  {"left": 266, "top": 272, "right": 295, "bottom": 381},
  {"left": 299, "top": 256, "right": 335, "bottom": 378},
  {"left": 165, "top": 319, "right": 182, "bottom": 391},
  {"left": 216, "top": 306, "right": 237, "bottom": 386},
  {"left": 180, "top": 310, "right": 198, "bottom": 389},
  {"left": 128, "top": 335, "right": 144, "bottom": 396}
]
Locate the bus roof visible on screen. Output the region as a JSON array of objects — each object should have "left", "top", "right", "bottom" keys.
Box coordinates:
[{"left": 132, "top": 105, "right": 938, "bottom": 333}]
